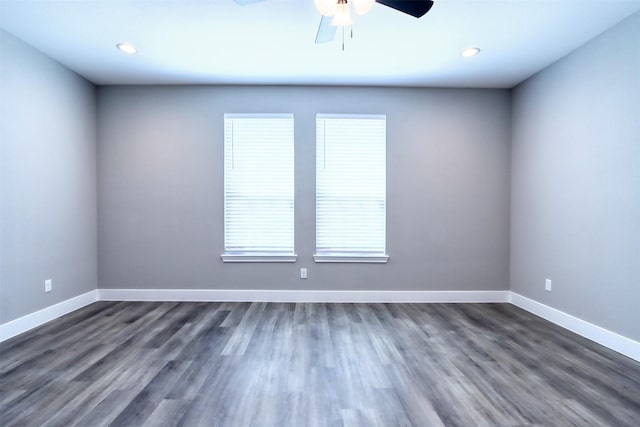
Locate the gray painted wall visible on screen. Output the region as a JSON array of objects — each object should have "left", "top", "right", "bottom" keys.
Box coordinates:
[
  {"left": 97, "top": 86, "right": 511, "bottom": 292},
  {"left": 0, "top": 31, "right": 97, "bottom": 323},
  {"left": 511, "top": 13, "right": 640, "bottom": 340}
]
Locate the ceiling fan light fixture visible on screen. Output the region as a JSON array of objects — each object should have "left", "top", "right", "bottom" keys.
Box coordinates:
[
  {"left": 353, "top": 0, "right": 375, "bottom": 15},
  {"left": 331, "top": 1, "right": 352, "bottom": 26},
  {"left": 315, "top": 0, "right": 338, "bottom": 16}
]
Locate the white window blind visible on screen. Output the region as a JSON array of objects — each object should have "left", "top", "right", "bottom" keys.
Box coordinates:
[
  {"left": 315, "top": 114, "right": 388, "bottom": 263},
  {"left": 223, "top": 114, "right": 295, "bottom": 262}
]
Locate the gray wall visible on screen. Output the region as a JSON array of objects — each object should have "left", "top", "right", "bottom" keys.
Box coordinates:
[
  {"left": 98, "top": 86, "right": 511, "bottom": 292},
  {"left": 511, "top": 13, "right": 640, "bottom": 340},
  {"left": 0, "top": 31, "right": 97, "bottom": 323}
]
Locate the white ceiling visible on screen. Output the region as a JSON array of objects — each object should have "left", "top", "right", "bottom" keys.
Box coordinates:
[{"left": 1, "top": 0, "right": 639, "bottom": 88}]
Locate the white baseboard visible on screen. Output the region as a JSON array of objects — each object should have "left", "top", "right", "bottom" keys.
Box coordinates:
[
  {"left": 98, "top": 288, "right": 511, "bottom": 303},
  {"left": 4, "top": 288, "right": 637, "bottom": 364},
  {"left": 0, "top": 290, "right": 99, "bottom": 343},
  {"left": 510, "top": 292, "right": 640, "bottom": 362}
]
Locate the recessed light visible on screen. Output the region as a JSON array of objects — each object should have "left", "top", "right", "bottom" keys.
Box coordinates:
[
  {"left": 116, "top": 42, "right": 137, "bottom": 54},
  {"left": 461, "top": 47, "right": 480, "bottom": 58}
]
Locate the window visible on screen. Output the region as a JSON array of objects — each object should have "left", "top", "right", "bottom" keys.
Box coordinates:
[
  {"left": 222, "top": 114, "right": 295, "bottom": 262},
  {"left": 315, "top": 114, "right": 388, "bottom": 263}
]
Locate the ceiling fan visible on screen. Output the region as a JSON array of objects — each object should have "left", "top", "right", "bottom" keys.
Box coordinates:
[{"left": 233, "top": 0, "right": 434, "bottom": 44}]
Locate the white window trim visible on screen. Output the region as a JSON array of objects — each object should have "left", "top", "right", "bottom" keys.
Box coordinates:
[
  {"left": 221, "top": 253, "right": 297, "bottom": 263},
  {"left": 313, "top": 254, "right": 389, "bottom": 263}
]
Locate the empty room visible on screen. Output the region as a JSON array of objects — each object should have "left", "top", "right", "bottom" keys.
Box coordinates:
[{"left": 1, "top": 0, "right": 639, "bottom": 426}]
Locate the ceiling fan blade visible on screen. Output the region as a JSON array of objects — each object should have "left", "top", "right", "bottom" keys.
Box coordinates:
[
  {"left": 376, "top": 0, "right": 434, "bottom": 18},
  {"left": 315, "top": 16, "right": 337, "bottom": 44},
  {"left": 233, "top": 0, "right": 265, "bottom": 5}
]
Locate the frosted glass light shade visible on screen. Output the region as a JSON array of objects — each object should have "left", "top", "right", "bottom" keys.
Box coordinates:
[
  {"left": 315, "top": 0, "right": 338, "bottom": 16},
  {"left": 353, "top": 0, "right": 375, "bottom": 15},
  {"left": 331, "top": 2, "right": 352, "bottom": 26}
]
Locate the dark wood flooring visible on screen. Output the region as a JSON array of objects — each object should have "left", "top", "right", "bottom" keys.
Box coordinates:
[{"left": 1, "top": 301, "right": 639, "bottom": 426}]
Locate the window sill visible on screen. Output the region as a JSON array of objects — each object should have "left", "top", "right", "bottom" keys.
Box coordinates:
[
  {"left": 221, "top": 253, "right": 297, "bottom": 263},
  {"left": 313, "top": 254, "right": 389, "bottom": 263}
]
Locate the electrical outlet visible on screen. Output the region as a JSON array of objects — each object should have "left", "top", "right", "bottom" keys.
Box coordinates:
[
  {"left": 300, "top": 268, "right": 308, "bottom": 279},
  {"left": 545, "top": 279, "right": 552, "bottom": 292},
  {"left": 45, "top": 279, "right": 52, "bottom": 292}
]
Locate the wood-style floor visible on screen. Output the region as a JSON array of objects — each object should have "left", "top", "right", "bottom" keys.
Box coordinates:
[{"left": 1, "top": 301, "right": 639, "bottom": 426}]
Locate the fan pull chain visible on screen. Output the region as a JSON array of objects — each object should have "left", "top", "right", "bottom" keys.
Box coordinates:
[{"left": 341, "top": 24, "right": 353, "bottom": 51}]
